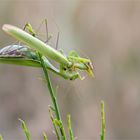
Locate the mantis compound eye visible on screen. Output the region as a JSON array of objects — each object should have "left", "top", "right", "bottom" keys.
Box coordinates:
[
  {"left": 87, "top": 62, "right": 93, "bottom": 70},
  {"left": 86, "top": 62, "right": 94, "bottom": 77}
]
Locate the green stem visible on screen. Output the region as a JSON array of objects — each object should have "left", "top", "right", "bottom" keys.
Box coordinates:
[
  {"left": 49, "top": 107, "right": 60, "bottom": 140},
  {"left": 100, "top": 101, "right": 105, "bottom": 140},
  {"left": 38, "top": 53, "right": 66, "bottom": 140},
  {"left": 67, "top": 115, "right": 75, "bottom": 140}
]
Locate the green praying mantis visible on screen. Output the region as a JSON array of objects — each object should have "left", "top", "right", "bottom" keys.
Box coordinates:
[{"left": 0, "top": 22, "right": 94, "bottom": 80}]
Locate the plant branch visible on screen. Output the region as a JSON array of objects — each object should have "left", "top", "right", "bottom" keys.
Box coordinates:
[
  {"left": 38, "top": 53, "right": 66, "bottom": 140},
  {"left": 100, "top": 101, "right": 105, "bottom": 140}
]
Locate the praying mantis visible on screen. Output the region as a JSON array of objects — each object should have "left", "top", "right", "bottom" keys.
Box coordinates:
[{"left": 0, "top": 22, "right": 94, "bottom": 80}]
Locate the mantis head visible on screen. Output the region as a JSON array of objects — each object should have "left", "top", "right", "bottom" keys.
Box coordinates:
[{"left": 66, "top": 50, "right": 94, "bottom": 78}]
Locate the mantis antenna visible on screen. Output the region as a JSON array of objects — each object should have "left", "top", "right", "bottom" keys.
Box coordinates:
[
  {"left": 55, "top": 32, "right": 60, "bottom": 50},
  {"left": 45, "top": 19, "right": 49, "bottom": 43}
]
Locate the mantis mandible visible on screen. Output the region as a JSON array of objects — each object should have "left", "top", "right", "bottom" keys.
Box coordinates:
[{"left": 0, "top": 22, "right": 94, "bottom": 80}]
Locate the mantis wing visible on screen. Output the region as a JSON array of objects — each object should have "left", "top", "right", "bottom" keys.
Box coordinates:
[{"left": 0, "top": 45, "right": 79, "bottom": 80}]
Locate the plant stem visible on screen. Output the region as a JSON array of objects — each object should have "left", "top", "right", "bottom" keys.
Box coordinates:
[
  {"left": 19, "top": 119, "right": 31, "bottom": 140},
  {"left": 100, "top": 101, "right": 105, "bottom": 140},
  {"left": 49, "top": 107, "right": 60, "bottom": 140},
  {"left": 67, "top": 115, "right": 75, "bottom": 140},
  {"left": 38, "top": 53, "right": 66, "bottom": 140}
]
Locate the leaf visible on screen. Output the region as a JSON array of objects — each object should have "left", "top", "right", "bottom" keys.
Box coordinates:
[
  {"left": 67, "top": 115, "right": 75, "bottom": 140},
  {"left": 53, "top": 119, "right": 62, "bottom": 127},
  {"left": 49, "top": 105, "right": 56, "bottom": 112},
  {"left": 48, "top": 107, "right": 60, "bottom": 140},
  {"left": 43, "top": 132, "right": 48, "bottom": 140},
  {"left": 19, "top": 119, "right": 31, "bottom": 140}
]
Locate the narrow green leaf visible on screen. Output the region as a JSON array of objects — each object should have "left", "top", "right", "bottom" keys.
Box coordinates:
[
  {"left": 19, "top": 119, "right": 31, "bottom": 140},
  {"left": 67, "top": 115, "right": 75, "bottom": 140},
  {"left": 49, "top": 105, "right": 56, "bottom": 112},
  {"left": 43, "top": 132, "right": 48, "bottom": 140},
  {"left": 49, "top": 107, "right": 60, "bottom": 140},
  {"left": 53, "top": 119, "right": 62, "bottom": 127}
]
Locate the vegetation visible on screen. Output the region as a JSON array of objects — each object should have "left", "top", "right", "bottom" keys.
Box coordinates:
[{"left": 0, "top": 22, "right": 105, "bottom": 140}]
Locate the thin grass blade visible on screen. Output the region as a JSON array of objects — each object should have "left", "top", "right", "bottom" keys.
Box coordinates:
[
  {"left": 43, "top": 133, "right": 48, "bottom": 140},
  {"left": 67, "top": 115, "right": 75, "bottom": 140},
  {"left": 49, "top": 107, "right": 60, "bottom": 140},
  {"left": 19, "top": 119, "right": 31, "bottom": 140}
]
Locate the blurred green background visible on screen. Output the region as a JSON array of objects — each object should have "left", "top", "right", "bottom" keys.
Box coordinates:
[{"left": 0, "top": 0, "right": 140, "bottom": 140}]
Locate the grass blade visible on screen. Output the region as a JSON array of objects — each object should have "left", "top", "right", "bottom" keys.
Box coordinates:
[
  {"left": 49, "top": 107, "right": 60, "bottom": 140},
  {"left": 67, "top": 115, "right": 75, "bottom": 140},
  {"left": 19, "top": 119, "right": 31, "bottom": 140},
  {"left": 43, "top": 133, "right": 48, "bottom": 140}
]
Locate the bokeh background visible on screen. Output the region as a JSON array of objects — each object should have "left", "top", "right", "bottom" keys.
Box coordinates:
[{"left": 0, "top": 0, "right": 140, "bottom": 139}]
